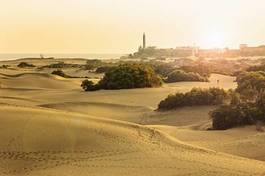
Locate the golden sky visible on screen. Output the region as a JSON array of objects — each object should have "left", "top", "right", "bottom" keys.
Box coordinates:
[{"left": 1, "top": 0, "right": 265, "bottom": 53}]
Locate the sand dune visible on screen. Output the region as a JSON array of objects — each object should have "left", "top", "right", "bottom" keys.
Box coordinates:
[
  {"left": 1, "top": 104, "right": 265, "bottom": 176},
  {"left": 40, "top": 102, "right": 152, "bottom": 123},
  {"left": 0, "top": 72, "right": 80, "bottom": 90},
  {"left": 154, "top": 125, "right": 265, "bottom": 161},
  {"left": 1, "top": 62, "right": 265, "bottom": 175},
  {"left": 39, "top": 102, "right": 215, "bottom": 127}
]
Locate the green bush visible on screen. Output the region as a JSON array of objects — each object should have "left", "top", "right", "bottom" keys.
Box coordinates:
[
  {"left": 40, "top": 62, "right": 81, "bottom": 69},
  {"left": 47, "top": 62, "right": 65, "bottom": 68},
  {"left": 81, "top": 80, "right": 100, "bottom": 91},
  {"left": 0, "top": 65, "right": 9, "bottom": 69},
  {"left": 211, "top": 102, "right": 265, "bottom": 130},
  {"left": 99, "top": 63, "right": 162, "bottom": 90},
  {"left": 95, "top": 66, "right": 113, "bottom": 73},
  {"left": 81, "top": 63, "right": 162, "bottom": 91},
  {"left": 165, "top": 70, "right": 208, "bottom": 83},
  {"left": 210, "top": 72, "right": 265, "bottom": 130},
  {"left": 236, "top": 71, "right": 265, "bottom": 101},
  {"left": 52, "top": 70, "right": 69, "bottom": 78},
  {"left": 180, "top": 65, "right": 211, "bottom": 77},
  {"left": 158, "top": 87, "right": 227, "bottom": 110},
  {"left": 84, "top": 59, "right": 102, "bottom": 70},
  {"left": 149, "top": 62, "right": 175, "bottom": 77}
]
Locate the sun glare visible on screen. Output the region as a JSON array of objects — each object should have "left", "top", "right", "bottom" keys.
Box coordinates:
[{"left": 202, "top": 31, "right": 226, "bottom": 49}]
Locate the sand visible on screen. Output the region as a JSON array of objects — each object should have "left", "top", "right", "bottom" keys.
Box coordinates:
[{"left": 0, "top": 59, "right": 265, "bottom": 176}]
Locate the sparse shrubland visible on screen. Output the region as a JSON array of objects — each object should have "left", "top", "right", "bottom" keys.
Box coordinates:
[{"left": 158, "top": 87, "right": 227, "bottom": 111}]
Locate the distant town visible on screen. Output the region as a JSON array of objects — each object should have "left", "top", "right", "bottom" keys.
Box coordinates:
[{"left": 128, "top": 33, "right": 265, "bottom": 59}]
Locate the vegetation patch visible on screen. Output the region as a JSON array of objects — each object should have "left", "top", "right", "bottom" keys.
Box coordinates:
[
  {"left": 81, "top": 63, "right": 162, "bottom": 91},
  {"left": 246, "top": 64, "right": 265, "bottom": 72},
  {"left": 51, "top": 70, "right": 71, "bottom": 78},
  {"left": 210, "top": 71, "right": 265, "bottom": 130},
  {"left": 84, "top": 59, "right": 104, "bottom": 70},
  {"left": 95, "top": 66, "right": 114, "bottom": 73},
  {"left": 158, "top": 87, "right": 227, "bottom": 111},
  {"left": 0, "top": 65, "right": 10, "bottom": 69},
  {"left": 40, "top": 62, "right": 81, "bottom": 69},
  {"left": 17, "top": 62, "right": 36, "bottom": 68},
  {"left": 180, "top": 65, "right": 211, "bottom": 77},
  {"left": 81, "top": 80, "right": 100, "bottom": 91},
  {"left": 149, "top": 61, "right": 176, "bottom": 77},
  {"left": 165, "top": 70, "right": 208, "bottom": 83}
]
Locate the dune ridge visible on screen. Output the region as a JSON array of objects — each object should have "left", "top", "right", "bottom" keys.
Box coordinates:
[{"left": 0, "top": 72, "right": 80, "bottom": 90}]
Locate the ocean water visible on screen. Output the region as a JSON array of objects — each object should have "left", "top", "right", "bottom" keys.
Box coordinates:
[{"left": 0, "top": 53, "right": 125, "bottom": 61}]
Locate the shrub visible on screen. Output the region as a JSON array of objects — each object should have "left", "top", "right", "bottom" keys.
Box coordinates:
[
  {"left": 157, "top": 93, "right": 185, "bottom": 110},
  {"left": 81, "top": 80, "right": 100, "bottom": 91},
  {"left": 247, "top": 64, "right": 265, "bottom": 72},
  {"left": 81, "top": 63, "right": 162, "bottom": 91},
  {"left": 236, "top": 71, "right": 265, "bottom": 101},
  {"left": 98, "top": 63, "right": 162, "bottom": 90},
  {"left": 17, "top": 62, "right": 35, "bottom": 68},
  {"left": 84, "top": 59, "right": 102, "bottom": 70},
  {"left": 158, "top": 87, "right": 227, "bottom": 110},
  {"left": 149, "top": 62, "right": 175, "bottom": 77},
  {"left": 52, "top": 70, "right": 68, "bottom": 78},
  {"left": 180, "top": 65, "right": 211, "bottom": 77},
  {"left": 47, "top": 62, "right": 65, "bottom": 68},
  {"left": 0, "top": 65, "right": 9, "bottom": 69},
  {"left": 95, "top": 66, "right": 113, "bottom": 73},
  {"left": 165, "top": 70, "right": 208, "bottom": 83},
  {"left": 210, "top": 71, "right": 265, "bottom": 130},
  {"left": 210, "top": 102, "right": 264, "bottom": 130},
  {"left": 40, "top": 62, "right": 81, "bottom": 69}
]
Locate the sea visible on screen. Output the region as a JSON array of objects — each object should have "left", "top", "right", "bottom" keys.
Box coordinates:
[{"left": 0, "top": 53, "right": 126, "bottom": 61}]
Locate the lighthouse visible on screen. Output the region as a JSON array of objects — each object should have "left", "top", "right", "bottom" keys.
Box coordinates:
[{"left": 143, "top": 33, "right": 146, "bottom": 49}]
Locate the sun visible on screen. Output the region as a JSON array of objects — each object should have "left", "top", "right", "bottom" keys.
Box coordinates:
[{"left": 201, "top": 31, "right": 227, "bottom": 49}]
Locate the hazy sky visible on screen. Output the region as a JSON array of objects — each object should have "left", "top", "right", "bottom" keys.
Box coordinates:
[{"left": 1, "top": 0, "right": 265, "bottom": 53}]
